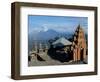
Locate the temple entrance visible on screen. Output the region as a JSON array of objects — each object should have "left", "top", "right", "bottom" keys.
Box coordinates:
[{"left": 80, "top": 48, "right": 84, "bottom": 61}]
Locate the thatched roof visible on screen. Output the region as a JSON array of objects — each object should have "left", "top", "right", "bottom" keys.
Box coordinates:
[{"left": 52, "top": 37, "right": 72, "bottom": 46}]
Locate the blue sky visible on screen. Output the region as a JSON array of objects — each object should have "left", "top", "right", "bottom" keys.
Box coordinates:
[{"left": 28, "top": 15, "right": 88, "bottom": 34}]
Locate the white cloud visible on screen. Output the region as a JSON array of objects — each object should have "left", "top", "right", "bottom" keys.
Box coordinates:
[{"left": 42, "top": 23, "right": 77, "bottom": 33}]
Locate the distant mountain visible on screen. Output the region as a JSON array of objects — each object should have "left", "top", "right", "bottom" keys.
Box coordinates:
[
  {"left": 37, "top": 29, "right": 59, "bottom": 40},
  {"left": 28, "top": 29, "right": 73, "bottom": 41}
]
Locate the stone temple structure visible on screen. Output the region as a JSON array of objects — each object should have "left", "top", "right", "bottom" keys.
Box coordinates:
[{"left": 71, "top": 25, "right": 87, "bottom": 61}]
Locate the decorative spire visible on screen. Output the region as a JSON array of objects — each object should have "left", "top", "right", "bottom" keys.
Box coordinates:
[{"left": 76, "top": 24, "right": 81, "bottom": 31}]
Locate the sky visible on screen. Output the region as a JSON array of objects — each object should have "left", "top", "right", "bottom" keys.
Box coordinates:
[{"left": 28, "top": 15, "right": 88, "bottom": 34}]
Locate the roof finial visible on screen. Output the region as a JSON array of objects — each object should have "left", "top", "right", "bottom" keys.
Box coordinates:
[{"left": 77, "top": 24, "right": 81, "bottom": 29}]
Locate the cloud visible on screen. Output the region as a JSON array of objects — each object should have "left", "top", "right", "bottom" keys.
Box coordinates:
[{"left": 42, "top": 23, "right": 77, "bottom": 33}]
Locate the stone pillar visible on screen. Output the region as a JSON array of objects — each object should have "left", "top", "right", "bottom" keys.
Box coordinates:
[
  {"left": 73, "top": 48, "right": 78, "bottom": 61},
  {"left": 44, "top": 44, "right": 48, "bottom": 52},
  {"left": 77, "top": 47, "right": 81, "bottom": 61},
  {"left": 39, "top": 43, "right": 43, "bottom": 53},
  {"left": 34, "top": 42, "right": 37, "bottom": 53},
  {"left": 83, "top": 48, "right": 86, "bottom": 60}
]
